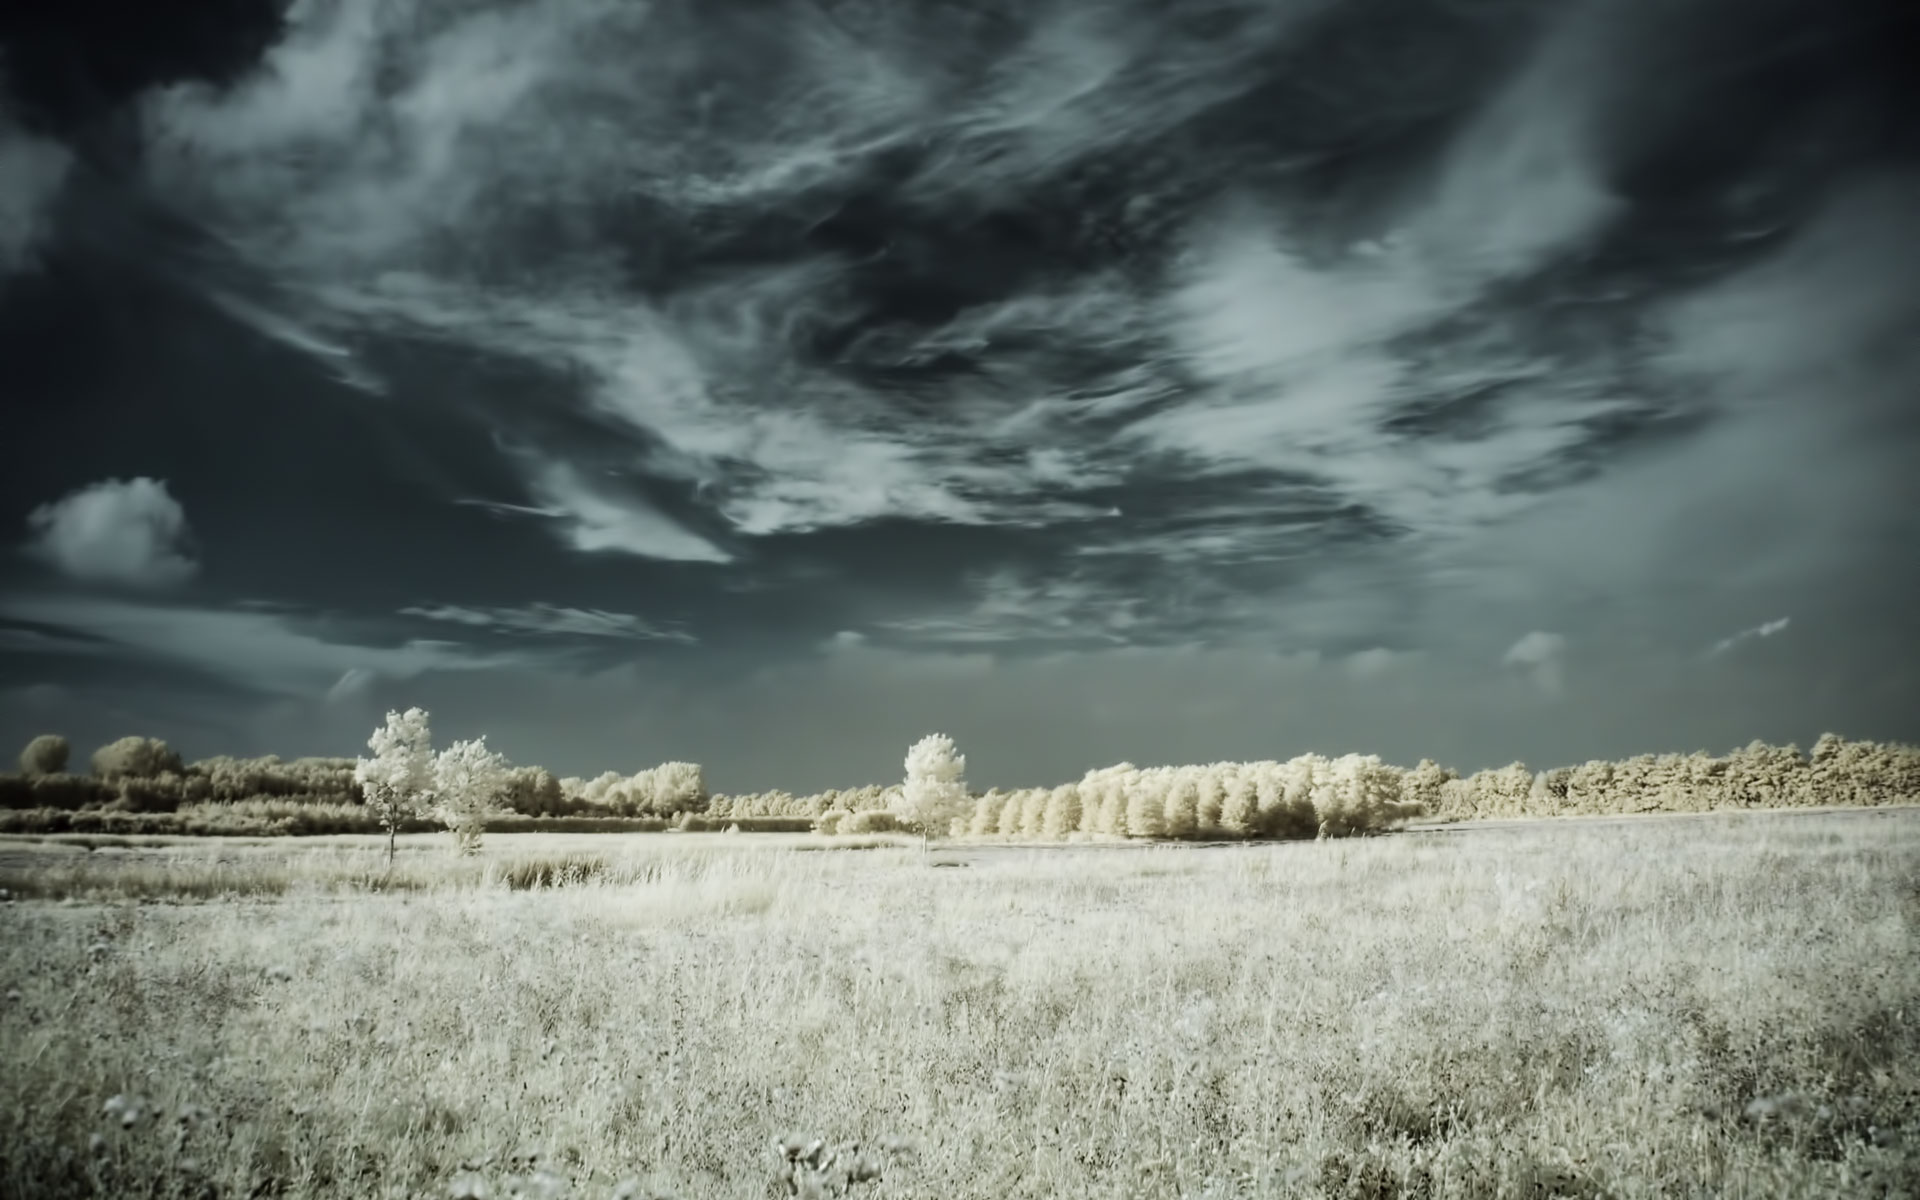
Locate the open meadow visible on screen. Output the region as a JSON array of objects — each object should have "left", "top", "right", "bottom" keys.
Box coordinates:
[{"left": 3, "top": 811, "right": 1917, "bottom": 1200}]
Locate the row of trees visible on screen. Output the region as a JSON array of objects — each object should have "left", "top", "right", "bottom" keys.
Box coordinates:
[
  {"left": 10, "top": 725, "right": 1919, "bottom": 845},
  {"left": 694, "top": 735, "right": 1920, "bottom": 835},
  {"left": 876, "top": 738, "right": 1420, "bottom": 840}
]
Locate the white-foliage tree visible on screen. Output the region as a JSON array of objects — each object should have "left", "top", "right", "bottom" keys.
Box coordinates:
[
  {"left": 900, "top": 733, "right": 970, "bottom": 839},
  {"left": 433, "top": 736, "right": 512, "bottom": 856},
  {"left": 353, "top": 707, "right": 436, "bottom": 866}
]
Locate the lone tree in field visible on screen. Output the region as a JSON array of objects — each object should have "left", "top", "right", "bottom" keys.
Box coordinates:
[
  {"left": 19, "top": 734, "right": 70, "bottom": 777},
  {"left": 900, "top": 733, "right": 970, "bottom": 841},
  {"left": 354, "top": 707, "right": 435, "bottom": 867},
  {"left": 433, "top": 736, "right": 512, "bottom": 856}
]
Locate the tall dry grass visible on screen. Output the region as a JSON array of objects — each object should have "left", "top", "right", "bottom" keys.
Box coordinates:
[{"left": 1, "top": 813, "right": 1916, "bottom": 1198}]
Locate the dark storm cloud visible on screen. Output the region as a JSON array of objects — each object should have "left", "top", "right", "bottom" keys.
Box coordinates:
[{"left": 2, "top": 0, "right": 1916, "bottom": 781}]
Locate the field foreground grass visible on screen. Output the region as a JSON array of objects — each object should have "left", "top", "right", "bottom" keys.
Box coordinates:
[{"left": 2, "top": 813, "right": 1917, "bottom": 1199}]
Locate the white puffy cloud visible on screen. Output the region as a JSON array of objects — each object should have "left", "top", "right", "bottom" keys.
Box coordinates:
[
  {"left": 1501, "top": 630, "right": 1567, "bottom": 694},
  {"left": 23, "top": 478, "right": 200, "bottom": 589}
]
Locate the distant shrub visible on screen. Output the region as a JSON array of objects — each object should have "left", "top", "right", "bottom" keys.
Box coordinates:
[
  {"left": 967, "top": 791, "right": 1006, "bottom": 836},
  {"left": 1040, "top": 784, "right": 1081, "bottom": 839},
  {"left": 29, "top": 773, "right": 113, "bottom": 811},
  {"left": 191, "top": 754, "right": 361, "bottom": 804},
  {"left": 814, "top": 808, "right": 852, "bottom": 835},
  {"left": 995, "top": 790, "right": 1025, "bottom": 837},
  {"left": 485, "top": 814, "right": 668, "bottom": 833},
  {"left": 491, "top": 854, "right": 612, "bottom": 890},
  {"left": 1308, "top": 754, "right": 1414, "bottom": 837},
  {"left": 1399, "top": 758, "right": 1453, "bottom": 816},
  {"left": 19, "top": 735, "right": 69, "bottom": 776},
  {"left": 843, "top": 810, "right": 903, "bottom": 834},
  {"left": 90, "top": 736, "right": 184, "bottom": 780},
  {"left": 501, "top": 766, "right": 571, "bottom": 817},
  {"left": 735, "top": 815, "right": 816, "bottom": 833},
  {"left": 565, "top": 761, "right": 708, "bottom": 816},
  {"left": 0, "top": 774, "right": 33, "bottom": 809},
  {"left": 111, "top": 773, "right": 188, "bottom": 814}
]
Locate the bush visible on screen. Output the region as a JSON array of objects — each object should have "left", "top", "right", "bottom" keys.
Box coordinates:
[
  {"left": 0, "top": 774, "right": 33, "bottom": 809},
  {"left": 843, "top": 810, "right": 903, "bottom": 834},
  {"left": 29, "top": 773, "right": 114, "bottom": 811},
  {"left": 19, "top": 735, "right": 69, "bottom": 776},
  {"left": 814, "top": 808, "right": 853, "bottom": 835},
  {"left": 191, "top": 754, "right": 362, "bottom": 804},
  {"left": 111, "top": 773, "right": 189, "bottom": 814},
  {"left": 564, "top": 762, "right": 709, "bottom": 817},
  {"left": 90, "top": 736, "right": 185, "bottom": 780},
  {"left": 502, "top": 766, "right": 572, "bottom": 817}
]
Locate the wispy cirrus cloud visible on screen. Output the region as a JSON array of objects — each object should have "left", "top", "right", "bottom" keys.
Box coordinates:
[
  {"left": 400, "top": 602, "right": 694, "bottom": 643},
  {"left": 0, "top": 103, "right": 71, "bottom": 277},
  {"left": 1707, "top": 617, "right": 1791, "bottom": 658},
  {"left": 124, "top": 0, "right": 1917, "bottom": 672},
  {"left": 0, "top": 593, "right": 529, "bottom": 699},
  {"left": 513, "top": 458, "right": 732, "bottom": 564},
  {"left": 875, "top": 567, "right": 1146, "bottom": 649}
]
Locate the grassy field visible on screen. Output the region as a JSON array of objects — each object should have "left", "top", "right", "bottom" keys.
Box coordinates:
[{"left": 2, "top": 812, "right": 1917, "bottom": 1199}]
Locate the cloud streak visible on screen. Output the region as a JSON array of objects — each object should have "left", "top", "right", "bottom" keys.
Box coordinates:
[
  {"left": 0, "top": 105, "right": 70, "bottom": 277},
  {"left": 400, "top": 602, "right": 694, "bottom": 643},
  {"left": 1708, "top": 617, "right": 1791, "bottom": 658},
  {"left": 0, "top": 593, "right": 529, "bottom": 699}
]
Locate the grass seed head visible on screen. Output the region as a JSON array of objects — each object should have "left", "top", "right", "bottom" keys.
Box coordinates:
[
  {"left": 103, "top": 1094, "right": 148, "bottom": 1127},
  {"left": 447, "top": 1172, "right": 491, "bottom": 1200},
  {"left": 507, "top": 1167, "right": 571, "bottom": 1200}
]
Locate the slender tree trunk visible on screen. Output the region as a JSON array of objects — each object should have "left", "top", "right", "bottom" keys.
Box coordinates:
[{"left": 386, "top": 819, "right": 397, "bottom": 870}]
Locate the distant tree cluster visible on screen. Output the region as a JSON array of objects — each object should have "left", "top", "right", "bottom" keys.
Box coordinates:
[
  {"left": 559, "top": 762, "right": 709, "bottom": 817},
  {"left": 934, "top": 753, "right": 1419, "bottom": 841},
  {"left": 1425, "top": 735, "right": 1920, "bottom": 821}
]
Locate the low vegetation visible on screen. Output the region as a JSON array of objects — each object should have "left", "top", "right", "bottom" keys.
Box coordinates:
[{"left": 1, "top": 812, "right": 1915, "bottom": 1198}]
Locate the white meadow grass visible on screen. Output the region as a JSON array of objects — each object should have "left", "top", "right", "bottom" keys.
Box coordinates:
[{"left": 0, "top": 814, "right": 1915, "bottom": 1197}]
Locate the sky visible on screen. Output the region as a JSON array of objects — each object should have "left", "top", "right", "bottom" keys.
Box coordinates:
[{"left": 2, "top": 0, "right": 1916, "bottom": 793}]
